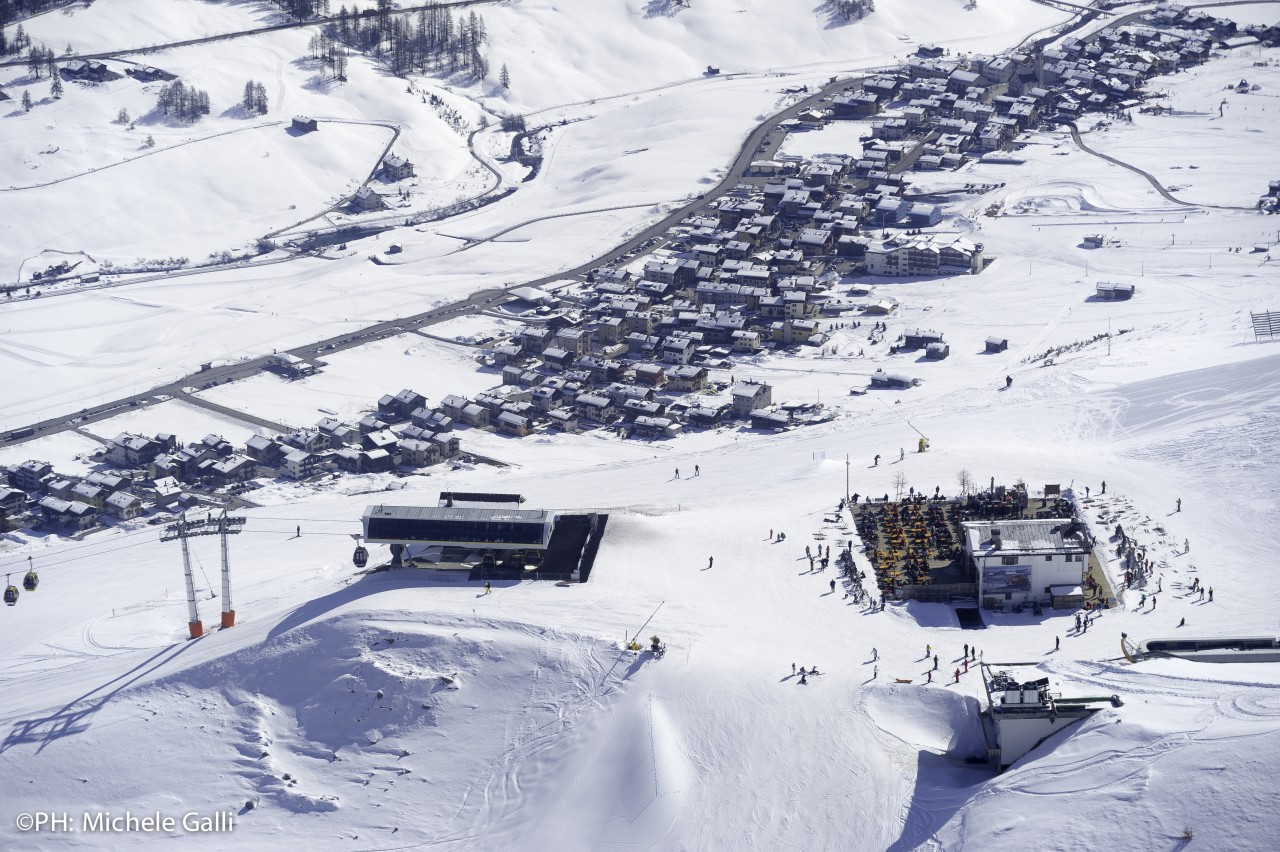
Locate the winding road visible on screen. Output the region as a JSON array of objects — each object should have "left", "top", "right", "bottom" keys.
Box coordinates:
[{"left": 1064, "top": 123, "right": 1256, "bottom": 213}]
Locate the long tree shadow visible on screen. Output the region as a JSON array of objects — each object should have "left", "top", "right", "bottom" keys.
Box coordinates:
[
  {"left": 644, "top": 0, "right": 688, "bottom": 18},
  {"left": 1, "top": 639, "right": 202, "bottom": 755}
]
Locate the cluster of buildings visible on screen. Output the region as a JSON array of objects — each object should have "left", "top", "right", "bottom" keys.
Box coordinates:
[
  {"left": 0, "top": 390, "right": 471, "bottom": 534},
  {"left": 765, "top": 3, "right": 1268, "bottom": 193},
  {"left": 386, "top": 8, "right": 1259, "bottom": 445},
  {"left": 6, "top": 5, "right": 1266, "bottom": 541},
  {"left": 58, "top": 59, "right": 175, "bottom": 84},
  {"left": 346, "top": 151, "right": 416, "bottom": 212}
]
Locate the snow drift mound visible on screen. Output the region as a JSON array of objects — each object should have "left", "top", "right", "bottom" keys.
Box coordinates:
[
  {"left": 864, "top": 684, "right": 986, "bottom": 757},
  {"left": 1, "top": 610, "right": 638, "bottom": 846}
]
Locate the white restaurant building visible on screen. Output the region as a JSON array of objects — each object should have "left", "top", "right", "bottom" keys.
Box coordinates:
[{"left": 962, "top": 518, "right": 1092, "bottom": 610}]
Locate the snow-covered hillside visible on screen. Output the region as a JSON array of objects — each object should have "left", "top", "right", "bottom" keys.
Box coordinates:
[{"left": 3, "top": 0, "right": 1280, "bottom": 849}]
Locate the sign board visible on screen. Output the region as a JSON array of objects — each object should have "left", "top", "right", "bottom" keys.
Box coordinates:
[
  {"left": 982, "top": 565, "right": 1032, "bottom": 595},
  {"left": 1045, "top": 484, "right": 1060, "bottom": 496}
]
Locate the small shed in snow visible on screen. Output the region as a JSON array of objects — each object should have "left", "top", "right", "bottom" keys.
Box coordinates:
[
  {"left": 985, "top": 336, "right": 1008, "bottom": 353},
  {"left": 292, "top": 116, "right": 318, "bottom": 133},
  {"left": 870, "top": 369, "right": 918, "bottom": 389},
  {"left": 903, "top": 328, "right": 945, "bottom": 349},
  {"left": 1095, "top": 282, "right": 1135, "bottom": 301}
]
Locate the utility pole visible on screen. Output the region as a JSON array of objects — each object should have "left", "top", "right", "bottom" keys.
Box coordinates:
[
  {"left": 846, "top": 454, "right": 851, "bottom": 506},
  {"left": 161, "top": 509, "right": 246, "bottom": 638}
]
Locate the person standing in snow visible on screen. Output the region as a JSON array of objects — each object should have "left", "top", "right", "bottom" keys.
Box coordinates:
[
  {"left": 1184, "top": 538, "right": 1190, "bottom": 553},
  {"left": 1055, "top": 636, "right": 1060, "bottom": 651},
  {"left": 830, "top": 579, "right": 836, "bottom": 594},
  {"left": 484, "top": 581, "right": 491, "bottom": 595},
  {"left": 954, "top": 669, "right": 961, "bottom": 684},
  {"left": 792, "top": 663, "right": 796, "bottom": 676},
  {"left": 674, "top": 468, "right": 680, "bottom": 479},
  {"left": 933, "top": 655, "right": 939, "bottom": 671},
  {"left": 1208, "top": 587, "right": 1214, "bottom": 602},
  {"left": 872, "top": 647, "right": 878, "bottom": 662},
  {"left": 874, "top": 454, "right": 880, "bottom": 466},
  {"left": 694, "top": 464, "right": 700, "bottom": 476},
  {"left": 899, "top": 448, "right": 905, "bottom": 461},
  {"left": 873, "top": 666, "right": 878, "bottom": 679},
  {"left": 707, "top": 556, "right": 714, "bottom": 570},
  {"left": 1176, "top": 497, "right": 1181, "bottom": 512},
  {"left": 296, "top": 525, "right": 301, "bottom": 537}
]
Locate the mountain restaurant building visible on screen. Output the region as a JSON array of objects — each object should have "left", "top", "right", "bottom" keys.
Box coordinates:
[{"left": 963, "top": 518, "right": 1091, "bottom": 610}]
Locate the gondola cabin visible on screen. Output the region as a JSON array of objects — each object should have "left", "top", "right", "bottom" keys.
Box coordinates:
[
  {"left": 352, "top": 545, "right": 369, "bottom": 569},
  {"left": 4, "top": 581, "right": 17, "bottom": 607},
  {"left": 23, "top": 569, "right": 38, "bottom": 591}
]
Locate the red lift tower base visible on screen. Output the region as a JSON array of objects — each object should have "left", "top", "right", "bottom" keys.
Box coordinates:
[
  {"left": 188, "top": 621, "right": 204, "bottom": 639},
  {"left": 221, "top": 611, "right": 236, "bottom": 628}
]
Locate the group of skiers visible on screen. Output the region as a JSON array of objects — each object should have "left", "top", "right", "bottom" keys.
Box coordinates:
[{"left": 792, "top": 663, "right": 822, "bottom": 685}]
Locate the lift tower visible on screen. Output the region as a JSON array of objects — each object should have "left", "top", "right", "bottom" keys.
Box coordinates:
[{"left": 160, "top": 509, "right": 246, "bottom": 638}]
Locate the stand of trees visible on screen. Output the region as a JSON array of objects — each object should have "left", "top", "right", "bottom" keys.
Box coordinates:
[
  {"left": 822, "top": 0, "right": 875, "bottom": 23},
  {"left": 25, "top": 43, "right": 54, "bottom": 77},
  {"left": 242, "top": 80, "right": 268, "bottom": 114},
  {"left": 156, "top": 80, "right": 211, "bottom": 122},
  {"left": 0, "top": 0, "right": 76, "bottom": 54},
  {"left": 269, "top": 0, "right": 332, "bottom": 20},
  {"left": 311, "top": 3, "right": 491, "bottom": 82}
]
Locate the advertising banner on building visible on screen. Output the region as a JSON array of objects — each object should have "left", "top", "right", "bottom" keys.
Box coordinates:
[{"left": 982, "top": 564, "right": 1032, "bottom": 595}]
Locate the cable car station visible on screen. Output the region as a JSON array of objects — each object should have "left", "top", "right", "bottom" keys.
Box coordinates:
[{"left": 361, "top": 492, "right": 607, "bottom": 581}]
